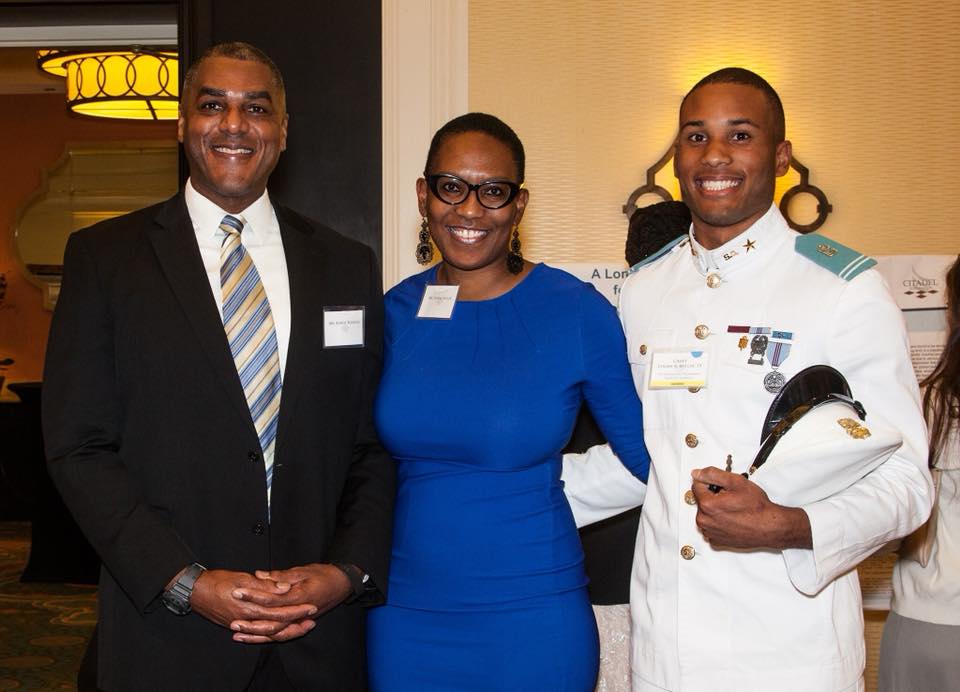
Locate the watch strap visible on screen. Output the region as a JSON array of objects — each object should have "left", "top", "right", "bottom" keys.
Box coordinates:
[
  {"left": 331, "top": 562, "right": 372, "bottom": 604},
  {"left": 162, "top": 562, "right": 206, "bottom": 615}
]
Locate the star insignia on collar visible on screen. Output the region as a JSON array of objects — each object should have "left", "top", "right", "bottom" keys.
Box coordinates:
[{"left": 743, "top": 239, "right": 756, "bottom": 252}]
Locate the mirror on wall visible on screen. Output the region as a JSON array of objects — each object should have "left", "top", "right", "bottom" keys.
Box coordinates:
[{"left": 14, "top": 141, "right": 178, "bottom": 307}]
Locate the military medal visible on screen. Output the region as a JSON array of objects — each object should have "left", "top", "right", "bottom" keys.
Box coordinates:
[
  {"left": 763, "top": 339, "right": 792, "bottom": 393},
  {"left": 763, "top": 370, "right": 785, "bottom": 393},
  {"left": 728, "top": 325, "right": 771, "bottom": 359},
  {"left": 748, "top": 334, "right": 768, "bottom": 365}
]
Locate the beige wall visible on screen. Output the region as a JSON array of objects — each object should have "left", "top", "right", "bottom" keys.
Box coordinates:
[{"left": 469, "top": 1, "right": 959, "bottom": 265}]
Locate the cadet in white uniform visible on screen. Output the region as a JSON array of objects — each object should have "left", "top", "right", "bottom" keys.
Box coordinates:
[{"left": 563, "top": 68, "right": 932, "bottom": 692}]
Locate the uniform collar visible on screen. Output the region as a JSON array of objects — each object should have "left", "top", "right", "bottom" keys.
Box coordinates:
[{"left": 687, "top": 203, "right": 791, "bottom": 279}]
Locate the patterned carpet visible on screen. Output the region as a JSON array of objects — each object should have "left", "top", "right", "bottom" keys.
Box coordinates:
[{"left": 0, "top": 522, "right": 95, "bottom": 691}]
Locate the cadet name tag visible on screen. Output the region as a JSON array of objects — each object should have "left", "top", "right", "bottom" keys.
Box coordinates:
[{"left": 649, "top": 349, "right": 709, "bottom": 389}]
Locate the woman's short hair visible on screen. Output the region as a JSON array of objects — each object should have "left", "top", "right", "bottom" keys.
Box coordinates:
[{"left": 425, "top": 112, "right": 525, "bottom": 183}]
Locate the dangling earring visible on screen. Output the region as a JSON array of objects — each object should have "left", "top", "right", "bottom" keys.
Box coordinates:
[
  {"left": 506, "top": 224, "right": 523, "bottom": 274},
  {"left": 416, "top": 217, "right": 433, "bottom": 265}
]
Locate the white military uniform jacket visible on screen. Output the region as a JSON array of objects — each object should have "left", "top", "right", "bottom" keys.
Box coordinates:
[{"left": 563, "top": 205, "right": 932, "bottom": 692}]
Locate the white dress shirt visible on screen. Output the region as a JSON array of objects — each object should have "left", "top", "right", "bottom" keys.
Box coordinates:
[{"left": 184, "top": 179, "right": 291, "bottom": 377}]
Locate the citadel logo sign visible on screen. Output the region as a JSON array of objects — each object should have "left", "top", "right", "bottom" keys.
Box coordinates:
[
  {"left": 902, "top": 268, "right": 939, "bottom": 300},
  {"left": 870, "top": 255, "right": 951, "bottom": 311}
]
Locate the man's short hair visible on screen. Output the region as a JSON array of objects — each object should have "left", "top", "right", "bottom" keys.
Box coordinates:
[
  {"left": 181, "top": 42, "right": 286, "bottom": 112},
  {"left": 682, "top": 67, "right": 785, "bottom": 142}
]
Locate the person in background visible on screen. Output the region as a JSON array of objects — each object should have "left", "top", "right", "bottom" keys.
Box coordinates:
[
  {"left": 366, "top": 112, "right": 650, "bottom": 691},
  {"left": 880, "top": 254, "right": 960, "bottom": 692},
  {"left": 624, "top": 201, "right": 691, "bottom": 270},
  {"left": 42, "top": 42, "right": 394, "bottom": 691},
  {"left": 562, "top": 67, "right": 932, "bottom": 691}
]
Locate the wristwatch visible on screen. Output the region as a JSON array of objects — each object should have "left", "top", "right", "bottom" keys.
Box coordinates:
[
  {"left": 332, "top": 562, "right": 375, "bottom": 603},
  {"left": 161, "top": 562, "right": 206, "bottom": 615}
]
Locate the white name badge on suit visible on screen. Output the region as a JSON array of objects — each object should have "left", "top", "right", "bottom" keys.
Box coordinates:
[{"left": 323, "top": 306, "right": 365, "bottom": 348}]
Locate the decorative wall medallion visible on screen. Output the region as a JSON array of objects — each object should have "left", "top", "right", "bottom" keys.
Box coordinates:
[{"left": 623, "top": 146, "right": 832, "bottom": 234}]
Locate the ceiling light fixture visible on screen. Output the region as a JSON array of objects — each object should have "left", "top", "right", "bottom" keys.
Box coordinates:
[{"left": 37, "top": 48, "right": 178, "bottom": 121}]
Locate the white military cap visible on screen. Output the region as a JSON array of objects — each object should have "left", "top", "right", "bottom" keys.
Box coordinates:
[{"left": 750, "top": 398, "right": 902, "bottom": 507}]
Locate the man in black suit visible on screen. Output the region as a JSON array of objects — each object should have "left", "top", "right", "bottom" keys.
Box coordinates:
[{"left": 42, "top": 42, "right": 395, "bottom": 691}]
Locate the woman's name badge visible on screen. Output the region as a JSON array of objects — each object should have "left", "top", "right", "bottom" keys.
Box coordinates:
[
  {"left": 648, "top": 349, "right": 710, "bottom": 389},
  {"left": 323, "top": 306, "right": 365, "bottom": 348},
  {"left": 417, "top": 284, "right": 459, "bottom": 319}
]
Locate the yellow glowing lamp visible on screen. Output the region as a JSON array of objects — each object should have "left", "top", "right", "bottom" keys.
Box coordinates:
[{"left": 37, "top": 48, "right": 178, "bottom": 120}]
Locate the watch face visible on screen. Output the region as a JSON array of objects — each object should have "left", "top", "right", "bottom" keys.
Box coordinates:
[
  {"left": 161, "top": 563, "right": 204, "bottom": 615},
  {"left": 162, "top": 593, "right": 189, "bottom": 615}
]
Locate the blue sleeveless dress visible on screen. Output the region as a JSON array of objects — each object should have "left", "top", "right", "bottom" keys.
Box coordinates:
[{"left": 367, "top": 264, "right": 649, "bottom": 691}]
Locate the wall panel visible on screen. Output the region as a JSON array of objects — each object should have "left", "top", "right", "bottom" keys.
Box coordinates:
[{"left": 470, "top": 1, "right": 959, "bottom": 263}]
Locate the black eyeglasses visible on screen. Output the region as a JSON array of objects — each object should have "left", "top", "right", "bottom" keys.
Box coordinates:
[{"left": 426, "top": 174, "right": 521, "bottom": 210}]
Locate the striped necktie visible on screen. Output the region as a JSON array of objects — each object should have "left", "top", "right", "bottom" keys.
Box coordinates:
[{"left": 219, "top": 214, "right": 281, "bottom": 509}]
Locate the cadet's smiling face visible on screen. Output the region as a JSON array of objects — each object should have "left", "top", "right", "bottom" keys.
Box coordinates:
[
  {"left": 178, "top": 56, "right": 288, "bottom": 213},
  {"left": 674, "top": 82, "right": 791, "bottom": 249}
]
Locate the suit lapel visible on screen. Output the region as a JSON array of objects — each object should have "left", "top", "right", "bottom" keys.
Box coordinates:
[
  {"left": 275, "top": 205, "right": 324, "bottom": 448},
  {"left": 148, "top": 195, "right": 255, "bottom": 427}
]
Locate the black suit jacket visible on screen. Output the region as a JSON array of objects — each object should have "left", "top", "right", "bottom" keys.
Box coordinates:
[{"left": 42, "top": 193, "right": 395, "bottom": 691}]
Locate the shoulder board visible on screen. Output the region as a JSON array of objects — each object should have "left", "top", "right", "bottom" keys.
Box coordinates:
[
  {"left": 795, "top": 233, "right": 876, "bottom": 281},
  {"left": 629, "top": 234, "right": 687, "bottom": 274}
]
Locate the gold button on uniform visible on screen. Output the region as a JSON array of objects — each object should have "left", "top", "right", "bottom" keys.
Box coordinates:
[
  {"left": 688, "top": 386, "right": 701, "bottom": 393},
  {"left": 680, "top": 545, "right": 696, "bottom": 560},
  {"left": 639, "top": 344, "right": 647, "bottom": 355},
  {"left": 684, "top": 489, "right": 697, "bottom": 505},
  {"left": 694, "top": 324, "right": 710, "bottom": 339},
  {"left": 684, "top": 433, "right": 698, "bottom": 448},
  {"left": 706, "top": 273, "right": 722, "bottom": 288}
]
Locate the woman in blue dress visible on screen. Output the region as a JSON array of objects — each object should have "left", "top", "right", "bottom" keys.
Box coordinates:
[{"left": 367, "top": 113, "right": 650, "bottom": 691}]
